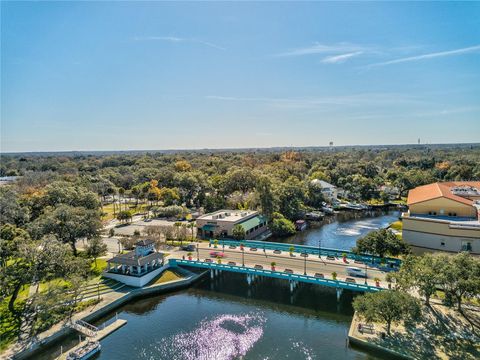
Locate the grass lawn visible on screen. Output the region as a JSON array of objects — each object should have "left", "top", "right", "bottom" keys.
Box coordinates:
[
  {"left": 389, "top": 220, "right": 403, "bottom": 231},
  {"left": 149, "top": 270, "right": 183, "bottom": 285},
  {"left": 101, "top": 203, "right": 148, "bottom": 222}
]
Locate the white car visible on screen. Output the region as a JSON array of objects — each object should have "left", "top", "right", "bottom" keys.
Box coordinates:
[{"left": 346, "top": 266, "right": 367, "bottom": 278}]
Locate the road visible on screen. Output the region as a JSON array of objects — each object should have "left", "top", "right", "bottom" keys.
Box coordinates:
[{"left": 171, "top": 242, "right": 389, "bottom": 287}]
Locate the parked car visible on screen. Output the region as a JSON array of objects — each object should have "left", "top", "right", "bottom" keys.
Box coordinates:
[
  {"left": 326, "top": 255, "right": 336, "bottom": 261},
  {"left": 284, "top": 269, "right": 294, "bottom": 274},
  {"left": 273, "top": 250, "right": 282, "bottom": 254},
  {"left": 229, "top": 245, "right": 237, "bottom": 249},
  {"left": 300, "top": 252, "right": 309, "bottom": 257},
  {"left": 254, "top": 264, "right": 263, "bottom": 270},
  {"left": 227, "top": 261, "right": 236, "bottom": 266},
  {"left": 204, "top": 258, "right": 212, "bottom": 263},
  {"left": 181, "top": 244, "right": 196, "bottom": 251},
  {"left": 250, "top": 247, "right": 258, "bottom": 251},
  {"left": 210, "top": 251, "right": 225, "bottom": 258},
  {"left": 345, "top": 277, "right": 357, "bottom": 283},
  {"left": 346, "top": 267, "right": 367, "bottom": 278},
  {"left": 314, "top": 273, "right": 324, "bottom": 278}
]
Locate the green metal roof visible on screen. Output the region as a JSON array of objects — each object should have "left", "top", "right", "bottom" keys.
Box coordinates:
[{"left": 238, "top": 215, "right": 267, "bottom": 231}]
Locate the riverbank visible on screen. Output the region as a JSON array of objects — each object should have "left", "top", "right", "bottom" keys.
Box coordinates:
[
  {"left": 5, "top": 267, "right": 207, "bottom": 360},
  {"left": 348, "top": 301, "right": 480, "bottom": 359}
]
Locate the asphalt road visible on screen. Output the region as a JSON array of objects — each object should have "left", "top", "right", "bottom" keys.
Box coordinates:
[{"left": 173, "top": 244, "right": 389, "bottom": 287}]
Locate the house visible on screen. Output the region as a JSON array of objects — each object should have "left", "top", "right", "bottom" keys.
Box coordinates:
[
  {"left": 310, "top": 179, "right": 338, "bottom": 201},
  {"left": 103, "top": 239, "right": 165, "bottom": 287},
  {"left": 402, "top": 182, "right": 480, "bottom": 254},
  {"left": 196, "top": 209, "right": 268, "bottom": 240},
  {"left": 379, "top": 185, "right": 400, "bottom": 199}
]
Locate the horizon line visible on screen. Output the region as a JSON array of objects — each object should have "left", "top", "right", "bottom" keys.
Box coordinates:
[{"left": 2, "top": 141, "right": 479, "bottom": 155}]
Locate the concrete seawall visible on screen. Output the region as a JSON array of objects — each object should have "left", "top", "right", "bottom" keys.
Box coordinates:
[{"left": 11, "top": 268, "right": 207, "bottom": 360}]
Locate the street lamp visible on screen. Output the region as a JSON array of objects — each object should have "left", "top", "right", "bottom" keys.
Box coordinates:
[
  {"left": 196, "top": 244, "right": 200, "bottom": 261},
  {"left": 364, "top": 262, "right": 368, "bottom": 285},
  {"left": 318, "top": 238, "right": 322, "bottom": 259},
  {"left": 242, "top": 246, "right": 245, "bottom": 267},
  {"left": 304, "top": 252, "right": 307, "bottom": 275}
]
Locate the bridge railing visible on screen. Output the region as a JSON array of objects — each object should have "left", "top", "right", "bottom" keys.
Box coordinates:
[
  {"left": 208, "top": 239, "right": 401, "bottom": 269},
  {"left": 169, "top": 259, "right": 382, "bottom": 292}
]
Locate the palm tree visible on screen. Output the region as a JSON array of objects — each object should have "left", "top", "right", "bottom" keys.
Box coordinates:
[
  {"left": 119, "top": 187, "right": 125, "bottom": 212},
  {"left": 187, "top": 222, "right": 196, "bottom": 241}
]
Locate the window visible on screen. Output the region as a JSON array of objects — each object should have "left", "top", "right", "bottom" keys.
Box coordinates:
[
  {"left": 440, "top": 242, "right": 445, "bottom": 247},
  {"left": 461, "top": 241, "right": 472, "bottom": 252}
]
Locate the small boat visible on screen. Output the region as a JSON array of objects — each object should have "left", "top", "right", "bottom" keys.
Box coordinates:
[
  {"left": 305, "top": 211, "right": 324, "bottom": 221},
  {"left": 295, "top": 220, "right": 307, "bottom": 231},
  {"left": 321, "top": 206, "right": 335, "bottom": 215},
  {"left": 67, "top": 341, "right": 101, "bottom": 360}
]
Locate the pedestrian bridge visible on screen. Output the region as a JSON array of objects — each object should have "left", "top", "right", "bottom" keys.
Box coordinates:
[
  {"left": 208, "top": 239, "right": 401, "bottom": 270},
  {"left": 169, "top": 259, "right": 382, "bottom": 293}
]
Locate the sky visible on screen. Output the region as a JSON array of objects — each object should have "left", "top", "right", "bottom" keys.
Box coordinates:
[{"left": 1, "top": 1, "right": 480, "bottom": 152}]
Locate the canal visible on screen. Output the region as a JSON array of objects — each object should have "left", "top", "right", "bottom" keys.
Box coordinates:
[
  {"left": 36, "top": 273, "right": 388, "bottom": 360},
  {"left": 34, "top": 211, "right": 398, "bottom": 360},
  {"left": 271, "top": 210, "right": 400, "bottom": 250}
]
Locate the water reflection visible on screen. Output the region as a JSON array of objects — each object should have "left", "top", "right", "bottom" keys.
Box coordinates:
[
  {"left": 273, "top": 211, "right": 400, "bottom": 250},
  {"left": 146, "top": 313, "right": 266, "bottom": 360}
]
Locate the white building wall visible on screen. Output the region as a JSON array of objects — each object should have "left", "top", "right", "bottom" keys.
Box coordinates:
[
  {"left": 403, "top": 229, "right": 480, "bottom": 255},
  {"left": 103, "top": 265, "right": 168, "bottom": 287}
]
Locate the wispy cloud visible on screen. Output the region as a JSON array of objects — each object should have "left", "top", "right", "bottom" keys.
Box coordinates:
[
  {"left": 321, "top": 51, "right": 363, "bottom": 64},
  {"left": 368, "top": 44, "right": 480, "bottom": 67},
  {"left": 206, "top": 93, "right": 426, "bottom": 110},
  {"left": 132, "top": 36, "right": 225, "bottom": 50},
  {"left": 274, "top": 42, "right": 366, "bottom": 57}
]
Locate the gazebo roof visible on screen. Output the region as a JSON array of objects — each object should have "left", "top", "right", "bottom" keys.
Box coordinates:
[
  {"left": 136, "top": 239, "right": 155, "bottom": 247},
  {"left": 107, "top": 251, "right": 163, "bottom": 267}
]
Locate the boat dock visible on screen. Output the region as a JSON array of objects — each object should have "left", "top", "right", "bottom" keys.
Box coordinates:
[{"left": 58, "top": 319, "right": 127, "bottom": 359}]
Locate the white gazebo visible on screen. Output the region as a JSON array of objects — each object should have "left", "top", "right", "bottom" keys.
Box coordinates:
[{"left": 104, "top": 239, "right": 166, "bottom": 287}]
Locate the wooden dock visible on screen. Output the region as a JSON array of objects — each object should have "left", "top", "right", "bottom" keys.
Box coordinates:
[{"left": 58, "top": 319, "right": 127, "bottom": 359}]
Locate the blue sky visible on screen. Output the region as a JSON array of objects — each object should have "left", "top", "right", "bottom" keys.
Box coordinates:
[{"left": 2, "top": 2, "right": 480, "bottom": 152}]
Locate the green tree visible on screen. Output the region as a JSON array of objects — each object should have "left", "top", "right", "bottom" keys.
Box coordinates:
[
  {"left": 232, "top": 224, "right": 246, "bottom": 240},
  {"left": 0, "top": 224, "right": 30, "bottom": 267},
  {"left": 116, "top": 210, "right": 133, "bottom": 224},
  {"left": 441, "top": 252, "right": 480, "bottom": 311},
  {"left": 353, "top": 290, "right": 421, "bottom": 336},
  {"left": 353, "top": 229, "right": 409, "bottom": 258},
  {"left": 0, "top": 187, "right": 28, "bottom": 226},
  {"left": 86, "top": 237, "right": 108, "bottom": 267},
  {"left": 255, "top": 176, "right": 275, "bottom": 219},
  {"left": 270, "top": 212, "right": 296, "bottom": 237},
  {"left": 276, "top": 176, "right": 306, "bottom": 220},
  {"left": 390, "top": 254, "right": 444, "bottom": 306},
  {"left": 31, "top": 205, "right": 101, "bottom": 256}
]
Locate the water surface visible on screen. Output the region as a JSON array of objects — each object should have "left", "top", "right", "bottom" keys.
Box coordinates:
[{"left": 272, "top": 210, "right": 400, "bottom": 250}]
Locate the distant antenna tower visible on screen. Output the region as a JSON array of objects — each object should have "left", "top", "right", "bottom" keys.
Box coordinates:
[
  {"left": 329, "top": 141, "right": 334, "bottom": 147},
  {"left": 418, "top": 138, "right": 420, "bottom": 145}
]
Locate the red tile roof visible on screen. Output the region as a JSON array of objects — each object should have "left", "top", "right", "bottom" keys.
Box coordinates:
[{"left": 407, "top": 181, "right": 480, "bottom": 206}]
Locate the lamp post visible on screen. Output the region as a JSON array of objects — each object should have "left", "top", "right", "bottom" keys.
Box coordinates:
[
  {"left": 196, "top": 244, "right": 200, "bottom": 261},
  {"left": 304, "top": 252, "right": 307, "bottom": 275},
  {"left": 364, "top": 262, "right": 368, "bottom": 285},
  {"left": 318, "top": 238, "right": 321, "bottom": 259},
  {"left": 242, "top": 247, "right": 245, "bottom": 267}
]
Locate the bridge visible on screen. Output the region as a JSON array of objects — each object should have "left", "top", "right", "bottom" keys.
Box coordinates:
[
  {"left": 68, "top": 319, "right": 98, "bottom": 337},
  {"left": 208, "top": 239, "right": 401, "bottom": 270},
  {"left": 169, "top": 259, "right": 383, "bottom": 296}
]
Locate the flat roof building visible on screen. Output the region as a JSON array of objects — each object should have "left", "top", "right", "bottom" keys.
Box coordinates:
[
  {"left": 402, "top": 181, "right": 480, "bottom": 254},
  {"left": 196, "top": 209, "right": 269, "bottom": 240}
]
